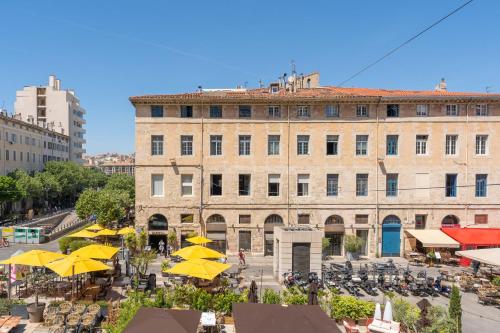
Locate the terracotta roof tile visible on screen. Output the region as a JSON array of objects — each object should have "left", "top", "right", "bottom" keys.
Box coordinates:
[{"left": 130, "top": 86, "right": 500, "bottom": 104}]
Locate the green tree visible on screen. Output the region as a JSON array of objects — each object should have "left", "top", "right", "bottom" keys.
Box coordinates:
[
  {"left": 9, "top": 170, "right": 43, "bottom": 202},
  {"left": 75, "top": 189, "right": 100, "bottom": 220},
  {"left": 35, "top": 172, "right": 63, "bottom": 205},
  {"left": 82, "top": 167, "right": 108, "bottom": 189},
  {"left": 0, "top": 176, "right": 22, "bottom": 204},
  {"left": 449, "top": 285, "right": 462, "bottom": 333},
  {"left": 95, "top": 189, "right": 127, "bottom": 226},
  {"left": 105, "top": 173, "right": 135, "bottom": 200},
  {"left": 43, "top": 161, "right": 85, "bottom": 204},
  {"left": 423, "top": 306, "right": 456, "bottom": 333}
]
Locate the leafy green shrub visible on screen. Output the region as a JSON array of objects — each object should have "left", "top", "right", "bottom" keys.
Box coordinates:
[
  {"left": 103, "top": 291, "right": 154, "bottom": 333},
  {"left": 153, "top": 288, "right": 173, "bottom": 308},
  {"left": 213, "top": 290, "right": 244, "bottom": 314},
  {"left": 330, "top": 296, "right": 375, "bottom": 321},
  {"left": 282, "top": 286, "right": 307, "bottom": 305},
  {"left": 393, "top": 297, "right": 420, "bottom": 333},
  {"left": 344, "top": 235, "right": 364, "bottom": 253},
  {"left": 189, "top": 288, "right": 212, "bottom": 312},
  {"left": 0, "top": 299, "right": 25, "bottom": 316},
  {"left": 492, "top": 276, "right": 500, "bottom": 286},
  {"left": 422, "top": 306, "right": 456, "bottom": 333},
  {"left": 58, "top": 237, "right": 71, "bottom": 253},
  {"left": 69, "top": 239, "right": 93, "bottom": 252},
  {"left": 262, "top": 288, "right": 281, "bottom": 304}
]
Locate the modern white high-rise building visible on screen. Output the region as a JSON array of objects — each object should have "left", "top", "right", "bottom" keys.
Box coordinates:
[{"left": 14, "top": 75, "right": 86, "bottom": 163}]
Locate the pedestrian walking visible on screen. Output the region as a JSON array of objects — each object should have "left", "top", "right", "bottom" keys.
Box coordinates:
[
  {"left": 158, "top": 239, "right": 165, "bottom": 255},
  {"left": 238, "top": 249, "right": 246, "bottom": 266}
]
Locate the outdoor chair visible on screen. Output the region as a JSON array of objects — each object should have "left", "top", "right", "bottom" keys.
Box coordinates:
[
  {"left": 65, "top": 313, "right": 81, "bottom": 332},
  {"left": 58, "top": 301, "right": 72, "bottom": 316},
  {"left": 80, "top": 312, "right": 97, "bottom": 332},
  {"left": 73, "top": 303, "right": 87, "bottom": 314},
  {"left": 343, "top": 319, "right": 360, "bottom": 333},
  {"left": 86, "top": 303, "right": 101, "bottom": 315}
]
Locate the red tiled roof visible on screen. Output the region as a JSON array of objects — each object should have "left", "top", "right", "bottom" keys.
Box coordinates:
[
  {"left": 130, "top": 86, "right": 500, "bottom": 104},
  {"left": 441, "top": 228, "right": 500, "bottom": 246}
]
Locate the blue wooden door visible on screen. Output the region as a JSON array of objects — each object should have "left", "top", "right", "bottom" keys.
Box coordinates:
[{"left": 382, "top": 223, "right": 401, "bottom": 256}]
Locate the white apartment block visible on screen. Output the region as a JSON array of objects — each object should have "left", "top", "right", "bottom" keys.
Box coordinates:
[{"left": 14, "top": 75, "right": 86, "bottom": 164}]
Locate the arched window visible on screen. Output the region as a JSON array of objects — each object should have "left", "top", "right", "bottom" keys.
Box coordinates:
[
  {"left": 148, "top": 214, "right": 168, "bottom": 231},
  {"left": 265, "top": 214, "right": 283, "bottom": 225},
  {"left": 442, "top": 215, "right": 459, "bottom": 227},
  {"left": 207, "top": 214, "right": 225, "bottom": 224},
  {"left": 325, "top": 215, "right": 344, "bottom": 225},
  {"left": 383, "top": 215, "right": 401, "bottom": 224}
]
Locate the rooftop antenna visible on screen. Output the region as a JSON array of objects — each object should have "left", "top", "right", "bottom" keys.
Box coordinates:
[
  {"left": 244, "top": 81, "right": 248, "bottom": 88},
  {"left": 291, "top": 60, "right": 296, "bottom": 76},
  {"left": 258, "top": 79, "right": 263, "bottom": 88},
  {"left": 485, "top": 86, "right": 492, "bottom": 94}
]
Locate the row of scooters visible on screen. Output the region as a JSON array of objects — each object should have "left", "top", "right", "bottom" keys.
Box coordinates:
[{"left": 282, "top": 259, "right": 452, "bottom": 298}]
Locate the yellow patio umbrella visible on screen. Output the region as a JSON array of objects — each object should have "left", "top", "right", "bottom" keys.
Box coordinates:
[
  {"left": 70, "top": 244, "right": 119, "bottom": 260},
  {"left": 86, "top": 224, "right": 103, "bottom": 231},
  {"left": 45, "top": 255, "right": 112, "bottom": 277},
  {"left": 117, "top": 227, "right": 136, "bottom": 235},
  {"left": 67, "top": 230, "right": 98, "bottom": 238},
  {"left": 164, "top": 258, "right": 231, "bottom": 280},
  {"left": 172, "top": 245, "right": 225, "bottom": 260},
  {"left": 0, "top": 250, "right": 66, "bottom": 266},
  {"left": 96, "top": 228, "right": 117, "bottom": 236},
  {"left": 186, "top": 236, "right": 213, "bottom": 245}
]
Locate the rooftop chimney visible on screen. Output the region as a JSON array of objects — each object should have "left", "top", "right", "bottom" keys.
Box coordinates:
[
  {"left": 49, "top": 75, "right": 56, "bottom": 88},
  {"left": 435, "top": 78, "right": 447, "bottom": 92},
  {"left": 55, "top": 79, "right": 61, "bottom": 90}
]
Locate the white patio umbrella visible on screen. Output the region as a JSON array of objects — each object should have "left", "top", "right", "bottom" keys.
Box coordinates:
[
  {"left": 383, "top": 300, "right": 393, "bottom": 322},
  {"left": 374, "top": 303, "right": 382, "bottom": 320}
]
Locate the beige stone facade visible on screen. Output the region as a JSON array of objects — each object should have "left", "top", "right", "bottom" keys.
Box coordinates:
[
  {"left": 0, "top": 112, "right": 70, "bottom": 176},
  {"left": 131, "top": 83, "right": 500, "bottom": 257}
]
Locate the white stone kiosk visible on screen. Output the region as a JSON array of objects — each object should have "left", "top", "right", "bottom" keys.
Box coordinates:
[{"left": 273, "top": 226, "right": 323, "bottom": 282}]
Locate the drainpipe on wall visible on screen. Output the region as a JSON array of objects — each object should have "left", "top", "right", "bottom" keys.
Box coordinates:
[
  {"left": 375, "top": 97, "right": 382, "bottom": 258},
  {"left": 287, "top": 104, "right": 291, "bottom": 226},
  {"left": 199, "top": 102, "right": 205, "bottom": 236},
  {"left": 465, "top": 100, "right": 471, "bottom": 226}
]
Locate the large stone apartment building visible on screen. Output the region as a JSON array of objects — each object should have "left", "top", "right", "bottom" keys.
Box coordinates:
[
  {"left": 14, "top": 75, "right": 86, "bottom": 164},
  {"left": 0, "top": 110, "right": 70, "bottom": 176},
  {"left": 131, "top": 74, "right": 500, "bottom": 257}
]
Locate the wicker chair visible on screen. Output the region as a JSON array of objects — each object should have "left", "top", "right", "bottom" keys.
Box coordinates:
[
  {"left": 58, "top": 301, "right": 72, "bottom": 316},
  {"left": 80, "top": 313, "right": 97, "bottom": 332},
  {"left": 86, "top": 303, "right": 101, "bottom": 315},
  {"left": 65, "top": 313, "right": 81, "bottom": 332},
  {"left": 73, "top": 303, "right": 87, "bottom": 315}
]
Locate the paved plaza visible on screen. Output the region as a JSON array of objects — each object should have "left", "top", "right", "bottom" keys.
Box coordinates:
[{"left": 2, "top": 242, "right": 500, "bottom": 333}]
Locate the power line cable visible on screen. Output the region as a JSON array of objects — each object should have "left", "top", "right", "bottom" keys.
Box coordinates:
[{"left": 337, "top": 0, "right": 475, "bottom": 87}]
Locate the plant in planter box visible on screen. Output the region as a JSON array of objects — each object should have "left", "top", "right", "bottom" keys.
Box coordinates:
[
  {"left": 283, "top": 286, "right": 307, "bottom": 305},
  {"left": 392, "top": 297, "right": 420, "bottom": 333},
  {"left": 262, "top": 288, "right": 281, "bottom": 304},
  {"left": 213, "top": 290, "right": 243, "bottom": 315},
  {"left": 330, "top": 296, "right": 375, "bottom": 321},
  {"left": 344, "top": 235, "right": 365, "bottom": 260},
  {"left": 161, "top": 259, "right": 171, "bottom": 277},
  {"left": 26, "top": 270, "right": 46, "bottom": 323},
  {"left": 189, "top": 288, "right": 212, "bottom": 312}
]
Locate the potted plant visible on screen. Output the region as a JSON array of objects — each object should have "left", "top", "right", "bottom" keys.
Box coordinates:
[
  {"left": 9, "top": 299, "right": 28, "bottom": 319},
  {"left": 161, "top": 259, "right": 170, "bottom": 277},
  {"left": 427, "top": 251, "right": 436, "bottom": 267},
  {"left": 344, "top": 235, "right": 364, "bottom": 261},
  {"left": 26, "top": 272, "right": 45, "bottom": 323}
]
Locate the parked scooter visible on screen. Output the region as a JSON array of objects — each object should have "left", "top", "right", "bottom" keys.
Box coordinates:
[
  {"left": 358, "top": 265, "right": 378, "bottom": 296},
  {"left": 433, "top": 276, "right": 451, "bottom": 297}
]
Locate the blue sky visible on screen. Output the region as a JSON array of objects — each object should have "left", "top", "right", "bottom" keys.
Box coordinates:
[{"left": 1, "top": 0, "right": 499, "bottom": 154}]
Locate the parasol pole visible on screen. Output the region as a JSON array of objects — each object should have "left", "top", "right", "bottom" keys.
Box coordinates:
[{"left": 7, "top": 264, "right": 12, "bottom": 300}]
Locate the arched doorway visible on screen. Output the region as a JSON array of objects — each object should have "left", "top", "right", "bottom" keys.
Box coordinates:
[
  {"left": 382, "top": 215, "right": 401, "bottom": 257},
  {"left": 206, "top": 214, "right": 227, "bottom": 254},
  {"left": 147, "top": 214, "right": 168, "bottom": 250},
  {"left": 324, "top": 215, "right": 344, "bottom": 256},
  {"left": 442, "top": 215, "right": 460, "bottom": 228},
  {"left": 264, "top": 214, "right": 284, "bottom": 256}
]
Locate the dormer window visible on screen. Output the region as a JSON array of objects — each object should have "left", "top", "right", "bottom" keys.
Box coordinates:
[{"left": 270, "top": 83, "right": 279, "bottom": 93}]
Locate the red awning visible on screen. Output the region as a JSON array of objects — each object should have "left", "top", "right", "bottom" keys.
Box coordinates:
[{"left": 441, "top": 228, "right": 500, "bottom": 246}]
